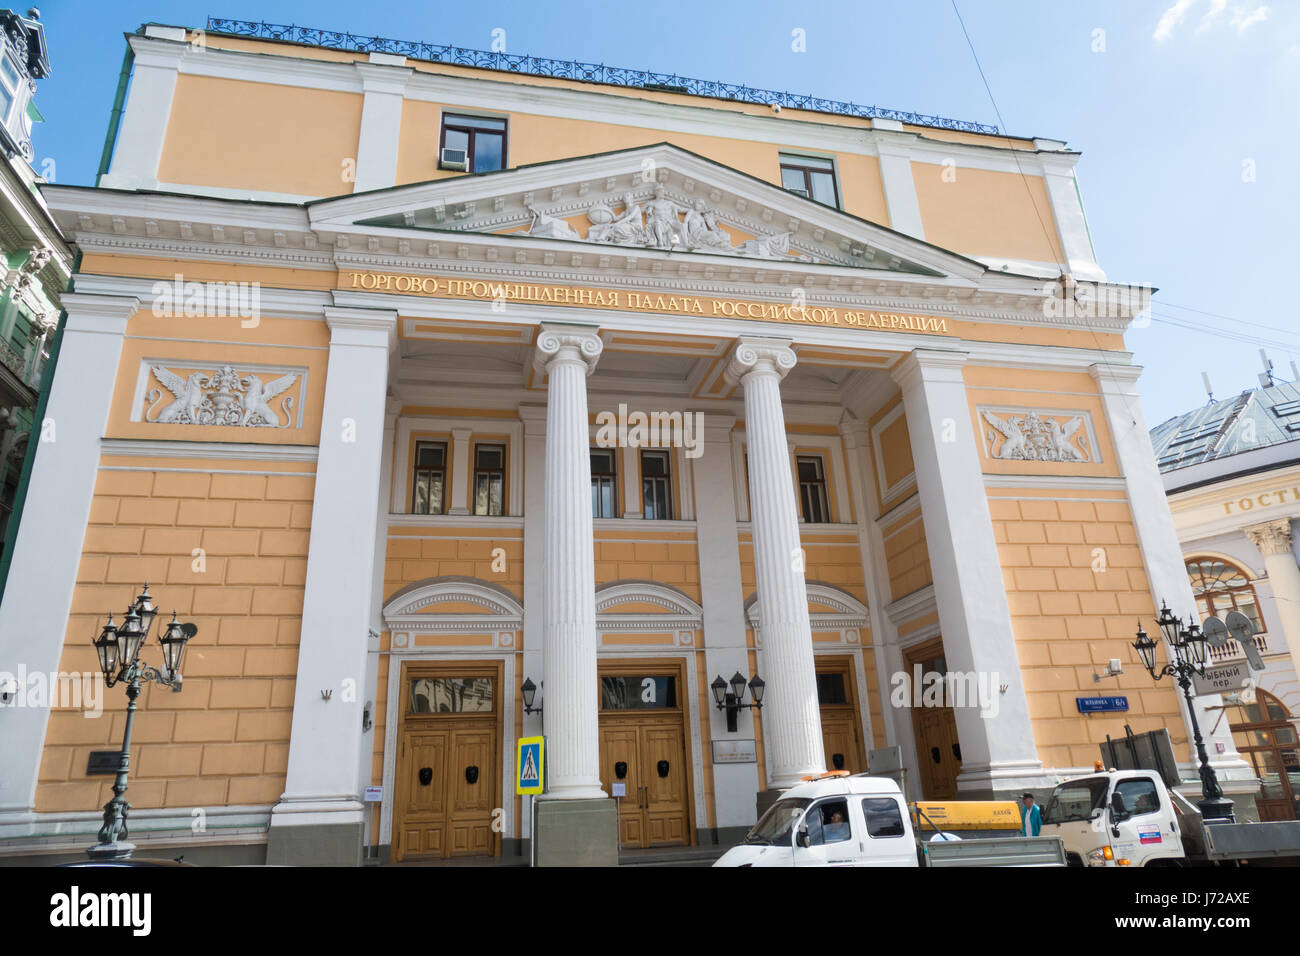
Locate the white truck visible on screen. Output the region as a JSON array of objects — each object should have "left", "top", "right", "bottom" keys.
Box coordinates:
[
  {"left": 714, "top": 773, "right": 1066, "bottom": 867},
  {"left": 1042, "top": 767, "right": 1300, "bottom": 866}
]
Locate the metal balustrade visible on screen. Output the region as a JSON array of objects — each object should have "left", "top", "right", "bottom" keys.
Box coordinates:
[{"left": 205, "top": 18, "right": 1001, "bottom": 134}]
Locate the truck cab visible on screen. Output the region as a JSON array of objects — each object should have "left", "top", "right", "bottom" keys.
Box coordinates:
[
  {"left": 714, "top": 775, "right": 919, "bottom": 867},
  {"left": 1041, "top": 769, "right": 1184, "bottom": 867}
]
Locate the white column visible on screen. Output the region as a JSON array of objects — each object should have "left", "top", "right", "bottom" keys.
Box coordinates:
[
  {"left": 1089, "top": 364, "right": 1246, "bottom": 776},
  {"left": 875, "top": 139, "right": 926, "bottom": 240},
  {"left": 725, "top": 337, "right": 824, "bottom": 788},
  {"left": 100, "top": 36, "right": 186, "bottom": 191},
  {"left": 448, "top": 427, "right": 472, "bottom": 515},
  {"left": 0, "top": 294, "right": 138, "bottom": 833},
  {"left": 692, "top": 414, "right": 760, "bottom": 823},
  {"left": 534, "top": 324, "right": 606, "bottom": 800},
  {"left": 519, "top": 401, "right": 547, "bottom": 804},
  {"left": 269, "top": 308, "right": 396, "bottom": 862},
  {"left": 1245, "top": 520, "right": 1300, "bottom": 687},
  {"left": 891, "top": 350, "right": 1044, "bottom": 793},
  {"left": 352, "top": 60, "right": 411, "bottom": 193}
]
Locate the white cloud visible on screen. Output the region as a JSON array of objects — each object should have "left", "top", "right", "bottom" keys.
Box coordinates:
[
  {"left": 1156, "top": 0, "right": 1271, "bottom": 43},
  {"left": 1196, "top": 0, "right": 1228, "bottom": 32},
  {"left": 1229, "top": 3, "right": 1270, "bottom": 32},
  {"left": 1154, "top": 0, "right": 1197, "bottom": 43}
]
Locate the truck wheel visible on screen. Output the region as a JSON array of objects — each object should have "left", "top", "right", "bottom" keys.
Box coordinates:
[{"left": 1065, "top": 853, "right": 1084, "bottom": 867}]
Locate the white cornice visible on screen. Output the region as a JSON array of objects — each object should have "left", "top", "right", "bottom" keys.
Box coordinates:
[
  {"left": 100, "top": 438, "right": 320, "bottom": 462},
  {"left": 885, "top": 583, "right": 937, "bottom": 627}
]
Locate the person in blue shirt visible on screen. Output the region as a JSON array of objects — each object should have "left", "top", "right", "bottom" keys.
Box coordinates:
[{"left": 1019, "top": 792, "right": 1042, "bottom": 837}]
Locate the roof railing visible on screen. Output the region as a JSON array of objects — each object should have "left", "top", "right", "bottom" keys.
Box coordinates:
[{"left": 203, "top": 17, "right": 1000, "bottom": 135}]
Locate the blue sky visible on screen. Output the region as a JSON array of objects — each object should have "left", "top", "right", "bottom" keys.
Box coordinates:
[{"left": 26, "top": 0, "right": 1300, "bottom": 426}]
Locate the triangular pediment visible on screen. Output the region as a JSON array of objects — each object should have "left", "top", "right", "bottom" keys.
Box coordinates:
[{"left": 309, "top": 143, "right": 995, "bottom": 281}]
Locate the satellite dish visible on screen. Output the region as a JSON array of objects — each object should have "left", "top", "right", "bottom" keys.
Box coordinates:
[
  {"left": 1223, "top": 611, "right": 1265, "bottom": 672},
  {"left": 1224, "top": 611, "right": 1254, "bottom": 644},
  {"left": 1202, "top": 616, "right": 1229, "bottom": 648}
]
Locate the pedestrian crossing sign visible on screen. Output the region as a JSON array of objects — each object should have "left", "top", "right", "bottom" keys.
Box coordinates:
[{"left": 517, "top": 736, "right": 544, "bottom": 794}]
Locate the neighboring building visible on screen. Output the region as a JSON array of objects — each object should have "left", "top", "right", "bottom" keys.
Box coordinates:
[
  {"left": 1153, "top": 376, "right": 1300, "bottom": 821},
  {"left": 0, "top": 8, "right": 72, "bottom": 547},
  {"left": 0, "top": 18, "right": 1256, "bottom": 865}
]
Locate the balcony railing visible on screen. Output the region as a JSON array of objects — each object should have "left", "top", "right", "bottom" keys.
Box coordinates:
[
  {"left": 205, "top": 18, "right": 1001, "bottom": 134},
  {"left": 1207, "top": 633, "right": 1269, "bottom": 663}
]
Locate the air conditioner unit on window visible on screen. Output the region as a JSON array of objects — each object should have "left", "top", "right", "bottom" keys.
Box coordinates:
[{"left": 440, "top": 147, "right": 468, "bottom": 171}]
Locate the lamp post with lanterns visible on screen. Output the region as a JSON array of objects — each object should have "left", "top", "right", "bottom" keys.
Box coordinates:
[
  {"left": 87, "top": 583, "right": 197, "bottom": 860},
  {"left": 1132, "top": 601, "right": 1235, "bottom": 823},
  {"left": 711, "top": 671, "right": 764, "bottom": 733}
]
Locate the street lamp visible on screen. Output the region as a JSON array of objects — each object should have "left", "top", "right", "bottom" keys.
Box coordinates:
[
  {"left": 521, "top": 677, "right": 542, "bottom": 716},
  {"left": 711, "top": 671, "right": 764, "bottom": 733},
  {"left": 87, "top": 583, "right": 197, "bottom": 860},
  {"left": 1133, "top": 600, "right": 1235, "bottom": 823}
]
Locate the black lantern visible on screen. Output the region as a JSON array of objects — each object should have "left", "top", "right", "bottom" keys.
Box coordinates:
[
  {"left": 521, "top": 677, "right": 542, "bottom": 715},
  {"left": 1132, "top": 624, "right": 1157, "bottom": 677},
  {"left": 86, "top": 584, "right": 197, "bottom": 861},
  {"left": 1134, "top": 601, "right": 1234, "bottom": 823},
  {"left": 93, "top": 615, "right": 119, "bottom": 682},
  {"left": 117, "top": 606, "right": 146, "bottom": 670},
  {"left": 1156, "top": 601, "right": 1180, "bottom": 648},
  {"left": 710, "top": 674, "right": 727, "bottom": 708},
  {"left": 157, "top": 612, "right": 193, "bottom": 680},
  {"left": 133, "top": 583, "right": 158, "bottom": 640},
  {"left": 712, "top": 671, "right": 763, "bottom": 732}
]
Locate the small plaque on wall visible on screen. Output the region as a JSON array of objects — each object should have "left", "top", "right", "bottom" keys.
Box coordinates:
[
  {"left": 712, "top": 739, "right": 757, "bottom": 764},
  {"left": 86, "top": 751, "right": 120, "bottom": 775}
]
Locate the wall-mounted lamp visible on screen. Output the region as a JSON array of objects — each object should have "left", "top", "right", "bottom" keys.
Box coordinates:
[
  {"left": 521, "top": 677, "right": 543, "bottom": 716},
  {"left": 711, "top": 671, "right": 763, "bottom": 733}
]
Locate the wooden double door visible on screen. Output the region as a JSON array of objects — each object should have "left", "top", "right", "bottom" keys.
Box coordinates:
[
  {"left": 905, "top": 639, "right": 962, "bottom": 800},
  {"left": 599, "top": 716, "right": 691, "bottom": 848},
  {"left": 393, "top": 663, "right": 500, "bottom": 862},
  {"left": 817, "top": 658, "right": 867, "bottom": 774},
  {"left": 596, "top": 661, "right": 693, "bottom": 849}
]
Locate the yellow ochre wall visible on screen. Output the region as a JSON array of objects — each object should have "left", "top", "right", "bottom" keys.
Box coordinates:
[{"left": 152, "top": 62, "right": 1061, "bottom": 265}]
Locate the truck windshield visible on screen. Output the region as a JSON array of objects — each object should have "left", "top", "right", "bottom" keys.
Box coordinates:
[
  {"left": 745, "top": 798, "right": 811, "bottom": 845},
  {"left": 1044, "top": 778, "right": 1109, "bottom": 824}
]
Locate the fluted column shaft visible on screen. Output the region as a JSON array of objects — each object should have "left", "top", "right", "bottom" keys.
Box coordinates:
[
  {"left": 726, "top": 337, "right": 825, "bottom": 787},
  {"left": 535, "top": 324, "right": 606, "bottom": 799},
  {"left": 1246, "top": 519, "right": 1300, "bottom": 682}
]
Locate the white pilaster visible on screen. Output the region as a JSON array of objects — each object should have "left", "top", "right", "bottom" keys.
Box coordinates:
[
  {"left": 620, "top": 443, "right": 642, "bottom": 519},
  {"left": 725, "top": 337, "right": 825, "bottom": 788},
  {"left": 100, "top": 37, "right": 186, "bottom": 191},
  {"left": 875, "top": 139, "right": 926, "bottom": 241},
  {"left": 0, "top": 294, "right": 138, "bottom": 831},
  {"left": 691, "top": 413, "right": 760, "bottom": 824},
  {"left": 1040, "top": 156, "right": 1105, "bottom": 281},
  {"left": 352, "top": 62, "right": 411, "bottom": 193},
  {"left": 448, "top": 427, "right": 472, "bottom": 515},
  {"left": 891, "top": 349, "right": 1044, "bottom": 793},
  {"left": 269, "top": 307, "right": 396, "bottom": 856},
  {"left": 534, "top": 324, "right": 606, "bottom": 800},
  {"left": 1089, "top": 363, "right": 1247, "bottom": 777},
  {"left": 838, "top": 419, "right": 905, "bottom": 752},
  {"left": 1245, "top": 521, "right": 1300, "bottom": 699}
]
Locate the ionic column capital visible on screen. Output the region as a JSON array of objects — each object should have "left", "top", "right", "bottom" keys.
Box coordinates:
[
  {"left": 533, "top": 323, "right": 603, "bottom": 377},
  {"left": 724, "top": 336, "right": 796, "bottom": 386},
  {"left": 1246, "top": 519, "right": 1295, "bottom": 557}
]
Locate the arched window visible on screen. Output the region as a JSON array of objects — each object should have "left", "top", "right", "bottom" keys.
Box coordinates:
[
  {"left": 1186, "top": 557, "right": 1266, "bottom": 635},
  {"left": 1224, "top": 690, "right": 1298, "bottom": 821}
]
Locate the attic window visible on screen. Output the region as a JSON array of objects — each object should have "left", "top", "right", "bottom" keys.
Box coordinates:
[
  {"left": 440, "top": 113, "right": 507, "bottom": 173},
  {"left": 780, "top": 153, "right": 840, "bottom": 208}
]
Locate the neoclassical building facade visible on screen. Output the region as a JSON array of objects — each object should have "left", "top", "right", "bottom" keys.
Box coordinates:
[
  {"left": 1154, "top": 378, "right": 1300, "bottom": 821},
  {"left": 0, "top": 20, "right": 1256, "bottom": 864}
]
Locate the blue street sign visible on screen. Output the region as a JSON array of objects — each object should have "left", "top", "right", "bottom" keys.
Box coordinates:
[
  {"left": 1076, "top": 696, "right": 1129, "bottom": 713},
  {"left": 517, "top": 736, "right": 544, "bottom": 794}
]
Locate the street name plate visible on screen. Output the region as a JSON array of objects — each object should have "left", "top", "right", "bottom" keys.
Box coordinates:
[{"left": 1192, "top": 661, "right": 1253, "bottom": 697}]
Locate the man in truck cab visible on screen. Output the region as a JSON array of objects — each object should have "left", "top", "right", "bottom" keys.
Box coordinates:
[{"left": 1020, "top": 793, "right": 1042, "bottom": 837}]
